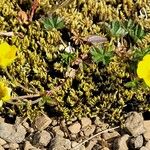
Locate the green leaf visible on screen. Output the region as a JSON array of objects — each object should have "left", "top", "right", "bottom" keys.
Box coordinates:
[
  {"left": 91, "top": 46, "right": 113, "bottom": 65},
  {"left": 43, "top": 16, "right": 65, "bottom": 30}
]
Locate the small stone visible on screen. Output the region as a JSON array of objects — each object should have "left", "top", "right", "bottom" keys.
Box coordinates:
[
  {"left": 83, "top": 125, "right": 96, "bottom": 136},
  {"left": 113, "top": 134, "right": 130, "bottom": 150},
  {"left": 34, "top": 114, "right": 52, "bottom": 130},
  {"left": 145, "top": 140, "right": 150, "bottom": 149},
  {"left": 3, "top": 144, "right": 9, "bottom": 149},
  {"left": 129, "top": 135, "right": 143, "bottom": 149},
  {"left": 140, "top": 146, "right": 149, "bottom": 150},
  {"left": 0, "top": 138, "right": 6, "bottom": 146},
  {"left": 33, "top": 130, "right": 51, "bottom": 146},
  {"left": 22, "top": 121, "right": 30, "bottom": 130},
  {"left": 49, "top": 135, "right": 71, "bottom": 150},
  {"left": 0, "top": 145, "right": 4, "bottom": 150},
  {"left": 102, "top": 131, "right": 120, "bottom": 141},
  {"left": 81, "top": 117, "right": 92, "bottom": 128},
  {"left": 9, "top": 143, "right": 19, "bottom": 150},
  {"left": 24, "top": 141, "right": 37, "bottom": 150},
  {"left": 143, "top": 121, "right": 150, "bottom": 141},
  {"left": 101, "top": 147, "right": 110, "bottom": 150},
  {"left": 71, "top": 141, "right": 85, "bottom": 150},
  {"left": 0, "top": 123, "right": 26, "bottom": 143},
  {"left": 68, "top": 122, "right": 81, "bottom": 134},
  {"left": 51, "top": 119, "right": 58, "bottom": 126},
  {"left": 86, "top": 139, "right": 97, "bottom": 150},
  {"left": 53, "top": 126, "right": 64, "bottom": 137},
  {"left": 125, "top": 112, "right": 145, "bottom": 137}
]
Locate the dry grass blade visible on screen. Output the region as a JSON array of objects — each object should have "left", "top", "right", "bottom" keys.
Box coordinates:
[{"left": 71, "top": 126, "right": 120, "bottom": 150}]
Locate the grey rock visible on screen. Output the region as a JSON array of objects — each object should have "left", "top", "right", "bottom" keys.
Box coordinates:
[
  {"left": 143, "top": 121, "right": 150, "bottom": 141},
  {"left": 9, "top": 143, "right": 19, "bottom": 150},
  {"left": 125, "top": 112, "right": 145, "bottom": 137},
  {"left": 140, "top": 146, "right": 149, "bottom": 150},
  {"left": 33, "top": 130, "right": 51, "bottom": 146},
  {"left": 83, "top": 125, "right": 96, "bottom": 136},
  {"left": 129, "top": 135, "right": 143, "bottom": 149},
  {"left": 145, "top": 140, "right": 150, "bottom": 149},
  {"left": 81, "top": 117, "right": 92, "bottom": 128},
  {"left": 49, "top": 135, "right": 71, "bottom": 150},
  {"left": 33, "top": 114, "right": 52, "bottom": 130},
  {"left": 0, "top": 122, "right": 26, "bottom": 143},
  {"left": 68, "top": 122, "right": 81, "bottom": 134},
  {"left": 113, "top": 134, "right": 130, "bottom": 150}
]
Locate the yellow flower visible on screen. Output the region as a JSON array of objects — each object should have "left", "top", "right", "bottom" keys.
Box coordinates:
[
  {"left": 0, "top": 42, "right": 17, "bottom": 69},
  {"left": 137, "top": 54, "right": 150, "bottom": 86},
  {"left": 0, "top": 81, "right": 11, "bottom": 107}
]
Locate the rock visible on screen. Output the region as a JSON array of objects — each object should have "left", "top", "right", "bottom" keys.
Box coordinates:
[
  {"left": 53, "top": 126, "right": 64, "bottom": 137},
  {"left": 140, "top": 146, "right": 149, "bottom": 150},
  {"left": 143, "top": 121, "right": 150, "bottom": 141},
  {"left": 129, "top": 135, "right": 143, "bottom": 149},
  {"left": 51, "top": 119, "right": 58, "bottom": 126},
  {"left": 102, "top": 131, "right": 120, "bottom": 141},
  {"left": 33, "top": 114, "right": 52, "bottom": 130},
  {"left": 24, "top": 141, "right": 37, "bottom": 150},
  {"left": 101, "top": 147, "right": 110, "bottom": 150},
  {"left": 125, "top": 112, "right": 145, "bottom": 137},
  {"left": 49, "top": 135, "right": 71, "bottom": 150},
  {"left": 0, "top": 122, "right": 26, "bottom": 143},
  {"left": 83, "top": 125, "right": 96, "bottom": 136},
  {"left": 33, "top": 130, "right": 51, "bottom": 146},
  {"left": 71, "top": 141, "right": 85, "bottom": 150},
  {"left": 0, "top": 138, "right": 6, "bottom": 146},
  {"left": 9, "top": 143, "right": 19, "bottom": 150},
  {"left": 0, "top": 145, "right": 4, "bottom": 150},
  {"left": 81, "top": 117, "right": 92, "bottom": 128},
  {"left": 68, "top": 122, "right": 81, "bottom": 134},
  {"left": 86, "top": 139, "right": 97, "bottom": 150},
  {"left": 113, "top": 134, "right": 130, "bottom": 150},
  {"left": 145, "top": 140, "right": 150, "bottom": 149}
]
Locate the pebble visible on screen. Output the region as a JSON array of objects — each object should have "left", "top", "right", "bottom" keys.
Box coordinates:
[
  {"left": 145, "top": 140, "right": 150, "bottom": 149},
  {"left": 49, "top": 135, "right": 71, "bottom": 150},
  {"left": 0, "top": 122, "right": 26, "bottom": 143},
  {"left": 0, "top": 138, "right": 6, "bottom": 146},
  {"left": 113, "top": 134, "right": 130, "bottom": 150},
  {"left": 24, "top": 141, "right": 37, "bottom": 150},
  {"left": 143, "top": 120, "right": 150, "bottom": 141},
  {"left": 33, "top": 130, "right": 51, "bottom": 146},
  {"left": 86, "top": 139, "right": 97, "bottom": 150},
  {"left": 68, "top": 122, "right": 81, "bottom": 134},
  {"left": 125, "top": 112, "right": 145, "bottom": 137},
  {"left": 71, "top": 141, "right": 85, "bottom": 150},
  {"left": 83, "top": 125, "right": 96, "bottom": 136},
  {"left": 9, "top": 143, "right": 19, "bottom": 150},
  {"left": 140, "top": 146, "right": 149, "bottom": 150},
  {"left": 129, "top": 135, "right": 143, "bottom": 149},
  {"left": 34, "top": 114, "right": 52, "bottom": 130},
  {"left": 81, "top": 117, "right": 92, "bottom": 128},
  {"left": 0, "top": 145, "right": 4, "bottom": 150},
  {"left": 53, "top": 126, "right": 64, "bottom": 137},
  {"left": 102, "top": 131, "right": 120, "bottom": 141}
]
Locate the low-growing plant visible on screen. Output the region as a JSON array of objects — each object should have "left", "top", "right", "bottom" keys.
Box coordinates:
[
  {"left": 43, "top": 16, "right": 65, "bottom": 30},
  {"left": 91, "top": 46, "right": 113, "bottom": 65}
]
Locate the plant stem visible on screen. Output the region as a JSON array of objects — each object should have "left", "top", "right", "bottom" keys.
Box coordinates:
[{"left": 5, "top": 68, "right": 34, "bottom": 93}]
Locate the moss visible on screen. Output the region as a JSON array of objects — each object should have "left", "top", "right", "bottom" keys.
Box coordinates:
[{"left": 0, "top": 0, "right": 150, "bottom": 124}]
